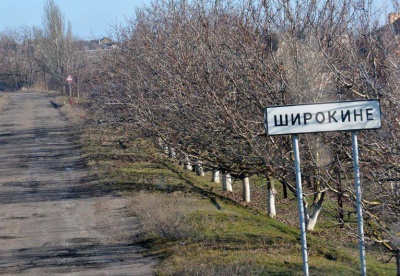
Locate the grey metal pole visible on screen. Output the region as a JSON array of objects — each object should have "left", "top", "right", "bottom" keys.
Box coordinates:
[
  {"left": 68, "top": 83, "right": 72, "bottom": 97},
  {"left": 352, "top": 131, "right": 367, "bottom": 276},
  {"left": 292, "top": 134, "right": 309, "bottom": 276}
]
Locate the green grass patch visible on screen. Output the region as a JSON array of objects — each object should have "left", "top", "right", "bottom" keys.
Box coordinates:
[{"left": 79, "top": 123, "right": 397, "bottom": 276}]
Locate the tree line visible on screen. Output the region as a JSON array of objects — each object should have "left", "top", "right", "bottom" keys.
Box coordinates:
[
  {"left": 1, "top": 0, "right": 399, "bottom": 272},
  {"left": 0, "top": 0, "right": 89, "bottom": 95},
  {"left": 89, "top": 0, "right": 400, "bottom": 270}
]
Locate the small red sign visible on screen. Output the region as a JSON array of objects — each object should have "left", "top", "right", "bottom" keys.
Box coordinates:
[{"left": 66, "top": 75, "right": 73, "bottom": 83}]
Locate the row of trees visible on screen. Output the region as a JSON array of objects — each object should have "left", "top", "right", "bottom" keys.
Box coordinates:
[
  {"left": 0, "top": 0, "right": 398, "bottom": 272},
  {"left": 87, "top": 0, "right": 400, "bottom": 271},
  {"left": 0, "top": 0, "right": 87, "bottom": 95}
]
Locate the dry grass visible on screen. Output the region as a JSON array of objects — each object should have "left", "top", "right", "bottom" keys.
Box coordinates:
[
  {"left": 129, "top": 192, "right": 212, "bottom": 241},
  {"left": 55, "top": 95, "right": 91, "bottom": 125},
  {"left": 70, "top": 104, "right": 397, "bottom": 275}
]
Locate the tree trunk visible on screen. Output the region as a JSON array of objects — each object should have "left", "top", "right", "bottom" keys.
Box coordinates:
[
  {"left": 212, "top": 170, "right": 220, "bottom": 183},
  {"left": 226, "top": 173, "right": 233, "bottom": 192},
  {"left": 242, "top": 176, "right": 250, "bottom": 203},
  {"left": 303, "top": 197, "right": 309, "bottom": 228},
  {"left": 168, "top": 147, "right": 176, "bottom": 159},
  {"left": 307, "top": 205, "right": 321, "bottom": 231},
  {"left": 75, "top": 77, "right": 80, "bottom": 98},
  {"left": 306, "top": 147, "right": 324, "bottom": 231},
  {"left": 282, "top": 180, "right": 288, "bottom": 199},
  {"left": 195, "top": 160, "right": 204, "bottom": 176},
  {"left": 222, "top": 173, "right": 233, "bottom": 192},
  {"left": 267, "top": 175, "right": 277, "bottom": 218},
  {"left": 163, "top": 144, "right": 169, "bottom": 155},
  {"left": 307, "top": 192, "right": 326, "bottom": 232},
  {"left": 396, "top": 250, "right": 400, "bottom": 276},
  {"left": 336, "top": 167, "right": 344, "bottom": 228},
  {"left": 157, "top": 137, "right": 164, "bottom": 149},
  {"left": 184, "top": 155, "right": 192, "bottom": 171}
]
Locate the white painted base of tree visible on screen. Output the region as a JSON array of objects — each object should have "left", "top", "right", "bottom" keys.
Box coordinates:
[
  {"left": 183, "top": 155, "right": 192, "bottom": 171},
  {"left": 306, "top": 204, "right": 322, "bottom": 232},
  {"left": 222, "top": 173, "right": 233, "bottom": 192},
  {"left": 163, "top": 145, "right": 169, "bottom": 155},
  {"left": 242, "top": 176, "right": 250, "bottom": 203},
  {"left": 157, "top": 137, "right": 164, "bottom": 148},
  {"left": 195, "top": 162, "right": 205, "bottom": 176},
  {"left": 212, "top": 170, "right": 220, "bottom": 183},
  {"left": 168, "top": 147, "right": 176, "bottom": 158},
  {"left": 268, "top": 187, "right": 277, "bottom": 218}
]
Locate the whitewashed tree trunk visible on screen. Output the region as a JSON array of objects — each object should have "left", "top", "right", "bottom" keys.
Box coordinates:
[
  {"left": 157, "top": 137, "right": 164, "bottom": 148},
  {"left": 242, "top": 176, "right": 250, "bottom": 203},
  {"left": 303, "top": 198, "right": 310, "bottom": 225},
  {"left": 184, "top": 155, "right": 192, "bottom": 171},
  {"left": 212, "top": 170, "right": 220, "bottom": 183},
  {"left": 222, "top": 173, "right": 233, "bottom": 192},
  {"left": 195, "top": 160, "right": 205, "bottom": 176},
  {"left": 267, "top": 179, "right": 277, "bottom": 218},
  {"left": 306, "top": 204, "right": 322, "bottom": 231},
  {"left": 306, "top": 192, "right": 325, "bottom": 232},
  {"left": 163, "top": 144, "right": 169, "bottom": 155},
  {"left": 168, "top": 147, "right": 176, "bottom": 158}
]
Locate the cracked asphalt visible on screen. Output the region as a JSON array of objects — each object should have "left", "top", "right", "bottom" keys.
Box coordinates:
[{"left": 0, "top": 92, "right": 157, "bottom": 275}]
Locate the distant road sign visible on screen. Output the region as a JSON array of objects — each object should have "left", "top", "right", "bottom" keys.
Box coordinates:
[
  {"left": 265, "top": 100, "right": 381, "bottom": 135},
  {"left": 66, "top": 75, "right": 73, "bottom": 83}
]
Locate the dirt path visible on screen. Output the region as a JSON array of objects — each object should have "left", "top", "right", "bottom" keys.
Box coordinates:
[{"left": 0, "top": 92, "right": 157, "bottom": 275}]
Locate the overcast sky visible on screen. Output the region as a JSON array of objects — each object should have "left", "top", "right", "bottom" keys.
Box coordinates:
[
  {"left": 0, "top": 0, "right": 395, "bottom": 40},
  {"left": 0, "top": 0, "right": 148, "bottom": 39}
]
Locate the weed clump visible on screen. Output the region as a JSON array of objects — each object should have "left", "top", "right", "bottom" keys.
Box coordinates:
[{"left": 130, "top": 192, "right": 208, "bottom": 241}]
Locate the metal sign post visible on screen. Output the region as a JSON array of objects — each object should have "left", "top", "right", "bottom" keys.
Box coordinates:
[
  {"left": 352, "top": 131, "right": 367, "bottom": 276},
  {"left": 264, "top": 100, "right": 381, "bottom": 275},
  {"left": 293, "top": 134, "right": 309, "bottom": 276}
]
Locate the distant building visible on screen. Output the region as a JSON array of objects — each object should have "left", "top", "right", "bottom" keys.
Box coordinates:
[
  {"left": 389, "top": 13, "right": 400, "bottom": 26},
  {"left": 88, "top": 37, "right": 115, "bottom": 50},
  {"left": 374, "top": 13, "right": 400, "bottom": 56},
  {"left": 375, "top": 13, "right": 400, "bottom": 37}
]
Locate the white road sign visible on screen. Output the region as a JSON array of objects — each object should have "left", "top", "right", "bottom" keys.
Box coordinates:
[{"left": 265, "top": 100, "right": 381, "bottom": 135}]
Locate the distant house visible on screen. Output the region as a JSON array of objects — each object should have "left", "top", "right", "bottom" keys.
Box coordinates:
[
  {"left": 376, "top": 13, "right": 400, "bottom": 47},
  {"left": 88, "top": 40, "right": 100, "bottom": 50},
  {"left": 355, "top": 13, "right": 400, "bottom": 58},
  {"left": 388, "top": 13, "right": 400, "bottom": 33},
  {"left": 88, "top": 37, "right": 115, "bottom": 50}
]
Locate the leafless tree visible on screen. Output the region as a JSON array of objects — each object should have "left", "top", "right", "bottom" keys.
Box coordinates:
[
  {"left": 87, "top": 0, "right": 400, "bottom": 270},
  {"left": 0, "top": 30, "right": 28, "bottom": 90},
  {"left": 34, "top": 0, "right": 75, "bottom": 92}
]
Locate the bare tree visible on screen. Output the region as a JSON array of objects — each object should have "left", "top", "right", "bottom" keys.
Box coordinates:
[
  {"left": 87, "top": 0, "right": 400, "bottom": 270},
  {"left": 34, "top": 0, "right": 74, "bottom": 92}
]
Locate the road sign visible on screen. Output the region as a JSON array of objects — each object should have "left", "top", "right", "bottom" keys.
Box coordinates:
[
  {"left": 66, "top": 75, "right": 73, "bottom": 83},
  {"left": 264, "top": 99, "right": 381, "bottom": 276},
  {"left": 265, "top": 100, "right": 381, "bottom": 135}
]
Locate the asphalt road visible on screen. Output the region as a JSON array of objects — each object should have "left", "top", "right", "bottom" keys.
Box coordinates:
[{"left": 0, "top": 92, "right": 157, "bottom": 275}]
